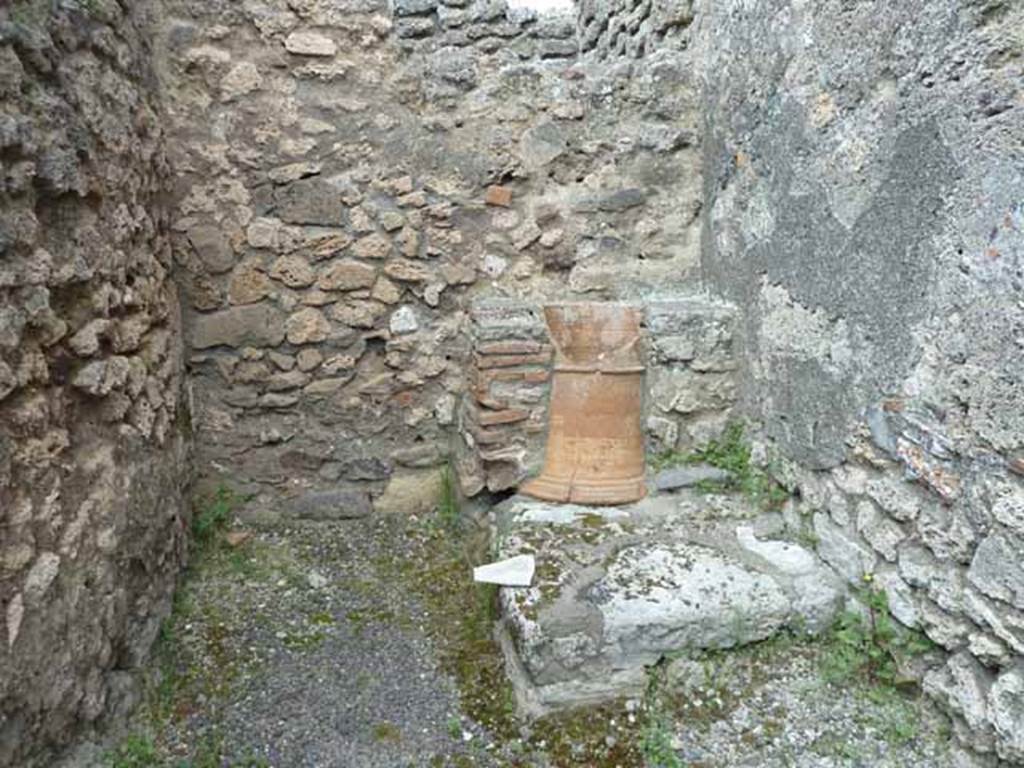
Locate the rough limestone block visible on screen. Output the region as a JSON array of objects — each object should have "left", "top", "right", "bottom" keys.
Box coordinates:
[
  {"left": 493, "top": 494, "right": 842, "bottom": 713},
  {"left": 990, "top": 666, "right": 1024, "bottom": 762},
  {"left": 191, "top": 305, "right": 286, "bottom": 349},
  {"left": 649, "top": 367, "right": 737, "bottom": 414},
  {"left": 923, "top": 652, "right": 996, "bottom": 745},
  {"left": 813, "top": 512, "right": 876, "bottom": 584},
  {"left": 470, "top": 298, "right": 546, "bottom": 341},
  {"left": 967, "top": 533, "right": 1024, "bottom": 611},
  {"left": 646, "top": 298, "right": 737, "bottom": 371},
  {"left": 284, "top": 31, "right": 338, "bottom": 57},
  {"left": 373, "top": 468, "right": 443, "bottom": 515}
]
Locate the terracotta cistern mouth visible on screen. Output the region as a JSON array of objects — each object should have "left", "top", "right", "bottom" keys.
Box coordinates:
[{"left": 519, "top": 302, "right": 647, "bottom": 506}]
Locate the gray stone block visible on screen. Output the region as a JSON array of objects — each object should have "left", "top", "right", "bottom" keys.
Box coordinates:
[
  {"left": 191, "top": 304, "right": 287, "bottom": 350},
  {"left": 654, "top": 463, "right": 730, "bottom": 491},
  {"left": 393, "top": 0, "right": 438, "bottom": 15},
  {"left": 286, "top": 489, "right": 373, "bottom": 520}
]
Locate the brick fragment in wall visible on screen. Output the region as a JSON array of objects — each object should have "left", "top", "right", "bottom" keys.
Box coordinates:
[
  {"left": 479, "top": 444, "right": 527, "bottom": 464},
  {"left": 473, "top": 387, "right": 509, "bottom": 410},
  {"left": 477, "top": 340, "right": 548, "bottom": 356},
  {"left": 476, "top": 408, "right": 531, "bottom": 427},
  {"left": 476, "top": 368, "right": 551, "bottom": 386},
  {"left": 490, "top": 378, "right": 547, "bottom": 404},
  {"left": 475, "top": 351, "right": 552, "bottom": 369},
  {"left": 469, "top": 422, "right": 528, "bottom": 446}
]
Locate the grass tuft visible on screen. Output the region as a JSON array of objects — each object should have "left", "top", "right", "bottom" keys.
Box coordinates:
[
  {"left": 105, "top": 734, "right": 158, "bottom": 768},
  {"left": 819, "top": 579, "right": 935, "bottom": 745},
  {"left": 437, "top": 461, "right": 460, "bottom": 532},
  {"left": 822, "top": 580, "right": 933, "bottom": 688},
  {"left": 192, "top": 484, "right": 240, "bottom": 548},
  {"left": 639, "top": 665, "right": 684, "bottom": 768},
  {"left": 651, "top": 422, "right": 789, "bottom": 509}
]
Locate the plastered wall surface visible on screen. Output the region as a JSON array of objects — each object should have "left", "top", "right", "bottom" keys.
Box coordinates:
[{"left": 694, "top": 0, "right": 1024, "bottom": 759}]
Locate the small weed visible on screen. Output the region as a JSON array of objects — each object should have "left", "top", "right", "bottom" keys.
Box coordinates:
[
  {"left": 192, "top": 485, "right": 240, "bottom": 547},
  {"left": 372, "top": 722, "right": 402, "bottom": 743},
  {"left": 190, "top": 728, "right": 225, "bottom": 768},
  {"left": 437, "top": 461, "right": 460, "bottom": 531},
  {"left": 651, "top": 422, "right": 789, "bottom": 509},
  {"left": 309, "top": 610, "right": 335, "bottom": 626},
  {"left": 819, "top": 578, "right": 934, "bottom": 746},
  {"left": 639, "top": 665, "right": 683, "bottom": 768},
  {"left": 106, "top": 734, "right": 159, "bottom": 768},
  {"left": 345, "top": 606, "right": 397, "bottom": 636},
  {"left": 9, "top": 0, "right": 50, "bottom": 28},
  {"left": 446, "top": 715, "right": 462, "bottom": 739},
  {"left": 822, "top": 580, "right": 932, "bottom": 687},
  {"left": 281, "top": 625, "right": 328, "bottom": 651}
]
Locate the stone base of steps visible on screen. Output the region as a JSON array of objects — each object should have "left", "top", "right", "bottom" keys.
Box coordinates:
[{"left": 489, "top": 493, "right": 845, "bottom": 715}]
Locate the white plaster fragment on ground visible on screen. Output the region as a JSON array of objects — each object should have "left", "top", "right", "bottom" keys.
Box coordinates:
[{"left": 474, "top": 554, "right": 535, "bottom": 587}]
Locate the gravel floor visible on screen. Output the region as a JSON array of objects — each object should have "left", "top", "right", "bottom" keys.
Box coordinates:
[
  {"left": 142, "top": 519, "right": 501, "bottom": 768},
  {"left": 76, "top": 514, "right": 995, "bottom": 768},
  {"left": 665, "top": 642, "right": 967, "bottom": 768}
]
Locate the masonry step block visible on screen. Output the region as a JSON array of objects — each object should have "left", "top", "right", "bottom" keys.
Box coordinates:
[{"left": 490, "top": 493, "right": 844, "bottom": 714}]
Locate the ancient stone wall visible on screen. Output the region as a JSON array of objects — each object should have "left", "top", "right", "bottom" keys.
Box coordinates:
[
  {"left": 578, "top": 0, "right": 695, "bottom": 59},
  {"left": 160, "top": 0, "right": 703, "bottom": 515},
  {"left": 0, "top": 2, "right": 190, "bottom": 765},
  {"left": 694, "top": 0, "right": 1024, "bottom": 760},
  {"left": 12, "top": 0, "right": 1021, "bottom": 762},
  {"left": 392, "top": 0, "right": 579, "bottom": 59}
]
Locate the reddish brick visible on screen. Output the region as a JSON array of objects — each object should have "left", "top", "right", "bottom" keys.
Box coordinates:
[
  {"left": 479, "top": 445, "right": 525, "bottom": 463},
  {"left": 477, "top": 340, "right": 547, "bottom": 356},
  {"left": 471, "top": 425, "right": 523, "bottom": 445},
  {"left": 391, "top": 390, "right": 415, "bottom": 407},
  {"left": 477, "top": 408, "right": 529, "bottom": 426},
  {"left": 484, "top": 185, "right": 513, "bottom": 207},
  {"left": 472, "top": 387, "right": 508, "bottom": 410},
  {"left": 475, "top": 352, "right": 552, "bottom": 369},
  {"left": 477, "top": 368, "right": 551, "bottom": 386}
]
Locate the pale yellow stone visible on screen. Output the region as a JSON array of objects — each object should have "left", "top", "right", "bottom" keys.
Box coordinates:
[{"left": 373, "top": 468, "right": 443, "bottom": 516}]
